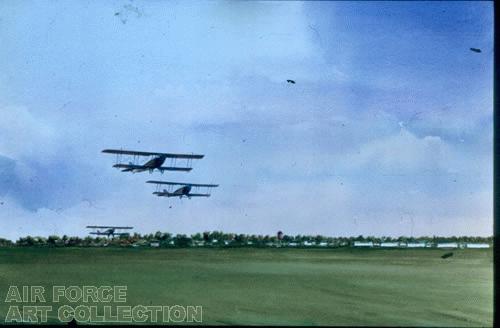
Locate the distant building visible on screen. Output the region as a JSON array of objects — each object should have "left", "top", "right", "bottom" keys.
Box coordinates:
[
  {"left": 407, "top": 243, "right": 426, "bottom": 248},
  {"left": 354, "top": 241, "right": 373, "bottom": 247},
  {"left": 380, "top": 242, "right": 399, "bottom": 248},
  {"left": 303, "top": 241, "right": 314, "bottom": 247},
  {"left": 465, "top": 243, "right": 490, "bottom": 249},
  {"left": 437, "top": 243, "right": 458, "bottom": 249},
  {"left": 150, "top": 241, "right": 160, "bottom": 248},
  {"left": 288, "top": 242, "right": 297, "bottom": 247},
  {"left": 318, "top": 242, "right": 328, "bottom": 247}
]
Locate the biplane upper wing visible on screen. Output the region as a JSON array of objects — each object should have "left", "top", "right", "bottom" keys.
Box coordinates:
[
  {"left": 102, "top": 149, "right": 204, "bottom": 159},
  {"left": 86, "top": 226, "right": 133, "bottom": 229},
  {"left": 113, "top": 164, "right": 192, "bottom": 172},
  {"left": 146, "top": 181, "right": 219, "bottom": 187}
]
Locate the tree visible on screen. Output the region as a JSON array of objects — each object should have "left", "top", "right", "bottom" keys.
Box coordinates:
[
  {"left": 234, "top": 234, "right": 247, "bottom": 245},
  {"left": 67, "top": 237, "right": 82, "bottom": 247},
  {"left": 160, "top": 233, "right": 172, "bottom": 242},
  {"left": 174, "top": 234, "right": 192, "bottom": 248},
  {"left": 0, "top": 238, "right": 13, "bottom": 247},
  {"left": 48, "top": 235, "right": 60, "bottom": 246},
  {"left": 191, "top": 233, "right": 203, "bottom": 242},
  {"left": 82, "top": 236, "right": 93, "bottom": 247}
]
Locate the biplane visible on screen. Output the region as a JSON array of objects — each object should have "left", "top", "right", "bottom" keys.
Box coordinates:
[
  {"left": 102, "top": 149, "right": 204, "bottom": 174},
  {"left": 146, "top": 180, "right": 219, "bottom": 199},
  {"left": 86, "top": 226, "right": 133, "bottom": 238}
]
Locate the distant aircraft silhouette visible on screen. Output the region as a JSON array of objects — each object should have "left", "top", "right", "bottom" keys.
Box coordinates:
[
  {"left": 470, "top": 48, "right": 482, "bottom": 53},
  {"left": 286, "top": 79, "right": 296, "bottom": 84}
]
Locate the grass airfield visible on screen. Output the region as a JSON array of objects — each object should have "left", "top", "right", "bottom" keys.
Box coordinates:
[{"left": 0, "top": 247, "right": 493, "bottom": 326}]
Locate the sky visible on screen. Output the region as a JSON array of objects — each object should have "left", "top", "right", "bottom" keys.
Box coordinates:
[{"left": 0, "top": 1, "right": 493, "bottom": 240}]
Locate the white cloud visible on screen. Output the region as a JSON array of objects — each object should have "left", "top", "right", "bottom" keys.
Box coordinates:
[
  {"left": 0, "top": 105, "right": 58, "bottom": 162},
  {"left": 347, "top": 128, "right": 451, "bottom": 172}
]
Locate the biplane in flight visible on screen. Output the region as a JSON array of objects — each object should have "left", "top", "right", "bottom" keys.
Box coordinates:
[
  {"left": 102, "top": 149, "right": 204, "bottom": 174},
  {"left": 86, "top": 226, "right": 133, "bottom": 238},
  {"left": 146, "top": 180, "right": 219, "bottom": 199}
]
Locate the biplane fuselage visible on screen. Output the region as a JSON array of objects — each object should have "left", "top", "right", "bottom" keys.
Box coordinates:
[
  {"left": 148, "top": 181, "right": 217, "bottom": 199},
  {"left": 174, "top": 186, "right": 191, "bottom": 196},
  {"left": 123, "top": 155, "right": 167, "bottom": 173},
  {"left": 102, "top": 228, "right": 115, "bottom": 237},
  {"left": 94, "top": 228, "right": 128, "bottom": 237},
  {"left": 156, "top": 186, "right": 192, "bottom": 198}
]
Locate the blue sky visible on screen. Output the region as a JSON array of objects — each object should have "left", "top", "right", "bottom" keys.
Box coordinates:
[{"left": 0, "top": 1, "right": 493, "bottom": 239}]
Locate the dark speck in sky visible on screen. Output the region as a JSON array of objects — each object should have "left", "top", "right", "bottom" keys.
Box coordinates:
[{"left": 441, "top": 252, "right": 453, "bottom": 259}]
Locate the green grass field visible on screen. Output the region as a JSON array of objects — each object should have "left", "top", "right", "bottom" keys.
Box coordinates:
[{"left": 0, "top": 247, "right": 493, "bottom": 326}]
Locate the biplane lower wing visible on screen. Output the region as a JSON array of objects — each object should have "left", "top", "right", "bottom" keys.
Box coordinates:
[
  {"left": 102, "top": 149, "right": 204, "bottom": 159},
  {"left": 146, "top": 181, "right": 218, "bottom": 187},
  {"left": 113, "top": 164, "right": 192, "bottom": 172},
  {"left": 153, "top": 192, "right": 211, "bottom": 197},
  {"left": 186, "top": 193, "right": 211, "bottom": 197},
  {"left": 86, "top": 226, "right": 133, "bottom": 229}
]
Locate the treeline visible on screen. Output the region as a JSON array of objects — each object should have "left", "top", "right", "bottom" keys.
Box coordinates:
[{"left": 0, "top": 232, "right": 493, "bottom": 248}]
